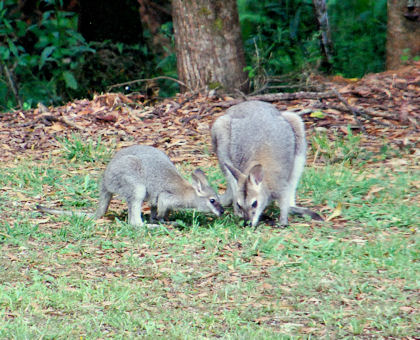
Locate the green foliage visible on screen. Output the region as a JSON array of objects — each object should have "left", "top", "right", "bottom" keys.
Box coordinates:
[
  {"left": 238, "top": 0, "right": 321, "bottom": 87},
  {"left": 0, "top": 1, "right": 159, "bottom": 111},
  {"left": 0, "top": 0, "right": 94, "bottom": 109},
  {"left": 328, "top": 0, "right": 387, "bottom": 77},
  {"left": 238, "top": 0, "right": 387, "bottom": 84}
]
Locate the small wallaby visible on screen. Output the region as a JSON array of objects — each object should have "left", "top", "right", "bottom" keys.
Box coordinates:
[
  {"left": 211, "top": 100, "right": 322, "bottom": 227},
  {"left": 38, "top": 145, "right": 224, "bottom": 227}
]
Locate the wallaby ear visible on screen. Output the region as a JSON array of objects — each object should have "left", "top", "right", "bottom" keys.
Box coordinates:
[
  {"left": 248, "top": 164, "right": 264, "bottom": 186},
  {"left": 224, "top": 162, "right": 243, "bottom": 182},
  {"left": 191, "top": 169, "right": 209, "bottom": 195}
]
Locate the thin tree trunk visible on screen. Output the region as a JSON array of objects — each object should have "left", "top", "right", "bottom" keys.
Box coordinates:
[
  {"left": 386, "top": 0, "right": 420, "bottom": 70},
  {"left": 172, "top": 0, "right": 248, "bottom": 93},
  {"left": 312, "top": 0, "right": 334, "bottom": 70}
]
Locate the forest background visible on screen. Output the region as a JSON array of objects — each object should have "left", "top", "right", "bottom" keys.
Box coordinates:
[{"left": 0, "top": 0, "right": 401, "bottom": 110}]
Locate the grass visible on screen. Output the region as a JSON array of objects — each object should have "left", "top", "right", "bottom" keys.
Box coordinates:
[{"left": 0, "top": 134, "right": 419, "bottom": 338}]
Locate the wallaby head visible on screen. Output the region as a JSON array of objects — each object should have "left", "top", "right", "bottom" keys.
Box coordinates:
[
  {"left": 190, "top": 169, "right": 224, "bottom": 217},
  {"left": 224, "top": 162, "right": 269, "bottom": 227}
]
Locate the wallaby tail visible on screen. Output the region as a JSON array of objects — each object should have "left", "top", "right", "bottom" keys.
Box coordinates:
[
  {"left": 289, "top": 206, "right": 324, "bottom": 221},
  {"left": 36, "top": 204, "right": 95, "bottom": 219},
  {"left": 281, "top": 111, "right": 306, "bottom": 156}
]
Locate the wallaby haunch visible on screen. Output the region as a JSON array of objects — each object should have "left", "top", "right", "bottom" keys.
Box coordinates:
[
  {"left": 38, "top": 145, "right": 224, "bottom": 227},
  {"left": 211, "top": 100, "right": 322, "bottom": 227}
]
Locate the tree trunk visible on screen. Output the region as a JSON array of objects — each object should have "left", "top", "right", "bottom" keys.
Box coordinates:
[
  {"left": 386, "top": 0, "right": 420, "bottom": 70},
  {"left": 172, "top": 0, "right": 248, "bottom": 93},
  {"left": 312, "top": 0, "right": 334, "bottom": 71}
]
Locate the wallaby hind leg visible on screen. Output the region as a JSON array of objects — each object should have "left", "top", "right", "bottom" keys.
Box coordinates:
[
  {"left": 95, "top": 183, "right": 113, "bottom": 219},
  {"left": 281, "top": 111, "right": 306, "bottom": 207},
  {"left": 287, "top": 153, "right": 306, "bottom": 206},
  {"left": 277, "top": 195, "right": 291, "bottom": 227},
  {"left": 126, "top": 184, "right": 146, "bottom": 227},
  {"left": 276, "top": 184, "right": 294, "bottom": 227}
]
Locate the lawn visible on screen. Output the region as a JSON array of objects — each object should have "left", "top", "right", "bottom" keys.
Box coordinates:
[{"left": 0, "top": 130, "right": 418, "bottom": 339}]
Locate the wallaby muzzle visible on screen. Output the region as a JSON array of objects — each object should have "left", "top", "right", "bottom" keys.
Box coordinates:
[
  {"left": 216, "top": 204, "right": 224, "bottom": 216},
  {"left": 242, "top": 217, "right": 252, "bottom": 227}
]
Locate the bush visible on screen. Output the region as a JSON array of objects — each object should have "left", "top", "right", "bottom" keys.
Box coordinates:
[
  {"left": 0, "top": 0, "right": 160, "bottom": 110},
  {"left": 238, "top": 0, "right": 387, "bottom": 84},
  {"left": 0, "top": 0, "right": 94, "bottom": 109},
  {"left": 328, "top": 0, "right": 387, "bottom": 77},
  {"left": 238, "top": 0, "right": 321, "bottom": 88}
]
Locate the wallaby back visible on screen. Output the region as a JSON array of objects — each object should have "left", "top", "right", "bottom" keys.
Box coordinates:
[
  {"left": 38, "top": 145, "right": 223, "bottom": 227},
  {"left": 212, "top": 100, "right": 321, "bottom": 227}
]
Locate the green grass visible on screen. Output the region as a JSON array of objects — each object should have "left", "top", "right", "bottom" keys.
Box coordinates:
[{"left": 0, "top": 135, "right": 418, "bottom": 338}]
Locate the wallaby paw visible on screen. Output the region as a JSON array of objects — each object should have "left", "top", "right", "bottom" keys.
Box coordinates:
[{"left": 131, "top": 223, "right": 145, "bottom": 228}]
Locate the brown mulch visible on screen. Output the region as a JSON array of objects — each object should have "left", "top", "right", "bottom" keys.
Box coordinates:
[{"left": 0, "top": 63, "right": 419, "bottom": 168}]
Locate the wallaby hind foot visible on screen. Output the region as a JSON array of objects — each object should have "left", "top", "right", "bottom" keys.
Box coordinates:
[{"left": 289, "top": 206, "right": 324, "bottom": 221}]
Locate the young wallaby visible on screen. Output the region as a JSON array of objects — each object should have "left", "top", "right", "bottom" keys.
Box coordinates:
[
  {"left": 38, "top": 145, "right": 224, "bottom": 227},
  {"left": 211, "top": 100, "right": 322, "bottom": 227}
]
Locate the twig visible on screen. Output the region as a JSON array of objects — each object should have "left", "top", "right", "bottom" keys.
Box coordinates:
[
  {"left": 3, "top": 64, "right": 23, "bottom": 109},
  {"left": 164, "top": 89, "right": 203, "bottom": 116},
  {"left": 315, "top": 103, "right": 398, "bottom": 128},
  {"left": 214, "top": 91, "right": 336, "bottom": 108},
  {"left": 40, "top": 114, "right": 84, "bottom": 130},
  {"left": 331, "top": 88, "right": 366, "bottom": 133},
  {"left": 107, "top": 76, "right": 191, "bottom": 92},
  {"left": 357, "top": 107, "right": 396, "bottom": 120},
  {"left": 181, "top": 91, "right": 336, "bottom": 123},
  {"left": 181, "top": 104, "right": 210, "bottom": 125},
  {"left": 249, "top": 90, "right": 336, "bottom": 101}
]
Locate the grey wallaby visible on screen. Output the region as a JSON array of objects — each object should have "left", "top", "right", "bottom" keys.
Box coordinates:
[
  {"left": 37, "top": 145, "right": 224, "bottom": 227},
  {"left": 211, "top": 100, "right": 322, "bottom": 227}
]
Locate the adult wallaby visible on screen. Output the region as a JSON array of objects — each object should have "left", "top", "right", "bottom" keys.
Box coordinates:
[
  {"left": 211, "top": 100, "right": 322, "bottom": 227},
  {"left": 38, "top": 145, "right": 224, "bottom": 227}
]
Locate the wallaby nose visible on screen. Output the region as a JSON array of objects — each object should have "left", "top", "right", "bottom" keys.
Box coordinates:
[
  {"left": 242, "top": 218, "right": 251, "bottom": 227},
  {"left": 219, "top": 207, "right": 225, "bottom": 215}
]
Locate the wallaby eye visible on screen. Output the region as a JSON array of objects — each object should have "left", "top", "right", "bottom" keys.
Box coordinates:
[
  {"left": 209, "top": 198, "right": 216, "bottom": 204},
  {"left": 251, "top": 201, "right": 258, "bottom": 208}
]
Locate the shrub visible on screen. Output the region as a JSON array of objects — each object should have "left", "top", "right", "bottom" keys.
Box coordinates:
[{"left": 0, "top": 0, "right": 94, "bottom": 109}]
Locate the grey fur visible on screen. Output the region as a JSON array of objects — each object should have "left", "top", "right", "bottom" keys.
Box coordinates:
[
  {"left": 211, "top": 100, "right": 322, "bottom": 227},
  {"left": 38, "top": 145, "right": 224, "bottom": 227}
]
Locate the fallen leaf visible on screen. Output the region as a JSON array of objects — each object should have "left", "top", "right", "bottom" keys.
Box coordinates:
[
  {"left": 47, "top": 122, "right": 64, "bottom": 132},
  {"left": 310, "top": 110, "right": 325, "bottom": 118},
  {"left": 326, "top": 202, "right": 342, "bottom": 221}
]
